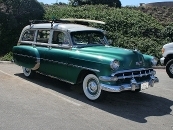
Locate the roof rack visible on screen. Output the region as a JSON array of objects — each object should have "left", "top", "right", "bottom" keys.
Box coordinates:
[
  {"left": 29, "top": 19, "right": 71, "bottom": 28},
  {"left": 29, "top": 19, "right": 105, "bottom": 28}
]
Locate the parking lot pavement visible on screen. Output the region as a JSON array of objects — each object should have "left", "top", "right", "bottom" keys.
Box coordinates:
[{"left": 0, "top": 63, "right": 173, "bottom": 130}]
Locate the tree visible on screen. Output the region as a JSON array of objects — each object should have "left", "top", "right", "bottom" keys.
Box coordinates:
[
  {"left": 0, "top": 0, "right": 45, "bottom": 54},
  {"left": 69, "top": 0, "right": 121, "bottom": 8},
  {"left": 162, "top": 25, "right": 173, "bottom": 42},
  {"left": 53, "top": 2, "right": 67, "bottom": 5}
]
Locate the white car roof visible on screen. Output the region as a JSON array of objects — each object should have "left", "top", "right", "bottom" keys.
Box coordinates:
[{"left": 24, "top": 23, "right": 101, "bottom": 32}]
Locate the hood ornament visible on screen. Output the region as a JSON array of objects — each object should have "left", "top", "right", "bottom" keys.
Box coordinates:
[{"left": 136, "top": 61, "right": 143, "bottom": 66}]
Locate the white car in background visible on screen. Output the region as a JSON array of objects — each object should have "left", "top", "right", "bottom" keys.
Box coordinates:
[{"left": 160, "top": 42, "right": 173, "bottom": 78}]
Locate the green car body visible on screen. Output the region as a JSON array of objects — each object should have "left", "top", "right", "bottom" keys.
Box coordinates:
[{"left": 13, "top": 19, "right": 159, "bottom": 101}]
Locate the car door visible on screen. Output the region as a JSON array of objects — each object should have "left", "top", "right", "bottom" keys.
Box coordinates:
[{"left": 42, "top": 30, "right": 71, "bottom": 81}]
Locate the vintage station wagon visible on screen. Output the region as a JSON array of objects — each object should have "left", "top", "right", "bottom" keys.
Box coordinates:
[{"left": 13, "top": 19, "right": 159, "bottom": 101}]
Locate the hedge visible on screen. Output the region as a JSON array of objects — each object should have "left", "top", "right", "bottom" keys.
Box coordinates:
[
  {"left": 1, "top": 4, "right": 173, "bottom": 60},
  {"left": 44, "top": 5, "right": 171, "bottom": 59}
]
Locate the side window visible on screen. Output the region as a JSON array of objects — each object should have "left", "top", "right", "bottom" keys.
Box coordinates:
[
  {"left": 36, "top": 30, "right": 50, "bottom": 43},
  {"left": 22, "top": 30, "right": 35, "bottom": 41},
  {"left": 52, "top": 31, "right": 69, "bottom": 45}
]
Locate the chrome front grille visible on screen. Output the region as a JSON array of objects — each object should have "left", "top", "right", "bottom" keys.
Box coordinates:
[{"left": 112, "top": 68, "right": 154, "bottom": 80}]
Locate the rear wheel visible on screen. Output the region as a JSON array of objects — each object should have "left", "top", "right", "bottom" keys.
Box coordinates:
[
  {"left": 83, "top": 74, "right": 106, "bottom": 101},
  {"left": 166, "top": 59, "right": 173, "bottom": 78},
  {"left": 22, "top": 67, "right": 35, "bottom": 78}
]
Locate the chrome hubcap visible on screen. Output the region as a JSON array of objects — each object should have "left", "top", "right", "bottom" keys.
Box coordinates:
[
  {"left": 25, "top": 68, "right": 30, "bottom": 73},
  {"left": 169, "top": 64, "right": 173, "bottom": 74},
  {"left": 83, "top": 74, "right": 101, "bottom": 100},
  {"left": 88, "top": 80, "right": 98, "bottom": 94},
  {"left": 22, "top": 67, "right": 31, "bottom": 77}
]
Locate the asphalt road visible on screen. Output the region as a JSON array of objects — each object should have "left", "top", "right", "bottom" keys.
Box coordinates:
[{"left": 0, "top": 63, "right": 173, "bottom": 130}]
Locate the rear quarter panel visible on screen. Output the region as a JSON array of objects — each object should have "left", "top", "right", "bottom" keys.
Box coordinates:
[{"left": 13, "top": 45, "right": 40, "bottom": 69}]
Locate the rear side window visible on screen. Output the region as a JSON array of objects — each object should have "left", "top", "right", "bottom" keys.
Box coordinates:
[
  {"left": 52, "top": 31, "right": 69, "bottom": 45},
  {"left": 36, "top": 30, "right": 50, "bottom": 43},
  {"left": 22, "top": 30, "right": 35, "bottom": 41}
]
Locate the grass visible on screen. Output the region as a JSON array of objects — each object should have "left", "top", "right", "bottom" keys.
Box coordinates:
[{"left": 0, "top": 52, "right": 13, "bottom": 61}]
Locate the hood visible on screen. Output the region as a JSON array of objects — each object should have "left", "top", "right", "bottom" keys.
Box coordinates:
[
  {"left": 163, "top": 42, "right": 173, "bottom": 49},
  {"left": 73, "top": 46, "right": 150, "bottom": 70}
]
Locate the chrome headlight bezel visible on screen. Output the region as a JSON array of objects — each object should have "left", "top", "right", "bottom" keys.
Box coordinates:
[
  {"left": 151, "top": 57, "right": 158, "bottom": 66},
  {"left": 110, "top": 60, "right": 120, "bottom": 70}
]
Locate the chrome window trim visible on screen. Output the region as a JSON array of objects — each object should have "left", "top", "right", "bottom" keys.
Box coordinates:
[
  {"left": 51, "top": 30, "right": 71, "bottom": 46},
  {"left": 19, "top": 41, "right": 72, "bottom": 49},
  {"left": 20, "top": 29, "right": 36, "bottom": 43}
]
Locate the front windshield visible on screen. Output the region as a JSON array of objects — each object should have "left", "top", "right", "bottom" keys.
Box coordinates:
[{"left": 71, "top": 31, "right": 106, "bottom": 46}]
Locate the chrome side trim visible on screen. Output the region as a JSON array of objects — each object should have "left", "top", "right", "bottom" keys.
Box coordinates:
[
  {"left": 14, "top": 53, "right": 99, "bottom": 73},
  {"left": 13, "top": 53, "right": 40, "bottom": 70},
  {"left": 40, "top": 58, "right": 99, "bottom": 72},
  {"left": 32, "top": 58, "right": 40, "bottom": 70},
  {"left": 32, "top": 63, "right": 40, "bottom": 70},
  {"left": 13, "top": 53, "right": 39, "bottom": 60},
  {"left": 68, "top": 64, "right": 100, "bottom": 72},
  {"left": 36, "top": 71, "right": 74, "bottom": 84},
  {"left": 41, "top": 58, "right": 68, "bottom": 66}
]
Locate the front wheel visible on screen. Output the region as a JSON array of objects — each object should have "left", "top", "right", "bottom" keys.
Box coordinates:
[
  {"left": 83, "top": 74, "right": 105, "bottom": 101},
  {"left": 166, "top": 59, "right": 173, "bottom": 78},
  {"left": 22, "top": 67, "right": 35, "bottom": 78}
]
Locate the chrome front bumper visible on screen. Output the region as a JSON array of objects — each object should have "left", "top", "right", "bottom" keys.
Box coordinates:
[
  {"left": 100, "top": 76, "right": 159, "bottom": 93},
  {"left": 160, "top": 57, "right": 165, "bottom": 65}
]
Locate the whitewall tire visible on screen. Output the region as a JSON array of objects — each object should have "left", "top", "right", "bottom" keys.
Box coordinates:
[
  {"left": 83, "top": 74, "right": 103, "bottom": 101},
  {"left": 22, "top": 67, "right": 35, "bottom": 78}
]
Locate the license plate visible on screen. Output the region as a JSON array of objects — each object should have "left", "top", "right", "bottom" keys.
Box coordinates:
[{"left": 141, "top": 82, "right": 149, "bottom": 90}]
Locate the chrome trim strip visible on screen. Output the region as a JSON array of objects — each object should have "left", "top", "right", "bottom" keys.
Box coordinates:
[
  {"left": 111, "top": 68, "right": 153, "bottom": 76},
  {"left": 40, "top": 58, "right": 99, "bottom": 72},
  {"left": 13, "top": 53, "right": 39, "bottom": 60},
  {"left": 13, "top": 53, "right": 40, "bottom": 70},
  {"left": 36, "top": 71, "right": 74, "bottom": 84},
  {"left": 32, "top": 63, "right": 40, "bottom": 70},
  {"left": 14, "top": 53, "right": 99, "bottom": 73},
  {"left": 32, "top": 57, "right": 40, "bottom": 70},
  {"left": 41, "top": 58, "right": 68, "bottom": 66},
  {"left": 68, "top": 64, "right": 100, "bottom": 72}
]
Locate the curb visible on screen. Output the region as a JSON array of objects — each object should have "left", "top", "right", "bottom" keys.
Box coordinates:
[
  {"left": 0, "top": 61, "right": 14, "bottom": 64},
  {"left": 153, "top": 66, "right": 165, "bottom": 69},
  {"left": 0, "top": 60, "right": 166, "bottom": 69}
]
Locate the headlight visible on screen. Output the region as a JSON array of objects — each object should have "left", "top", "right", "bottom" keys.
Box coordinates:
[
  {"left": 110, "top": 60, "right": 119, "bottom": 70},
  {"left": 151, "top": 57, "right": 158, "bottom": 66},
  {"left": 162, "top": 48, "right": 165, "bottom": 54}
]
